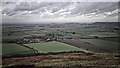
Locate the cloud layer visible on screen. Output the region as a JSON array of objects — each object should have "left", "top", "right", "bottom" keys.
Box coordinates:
[{"left": 1, "top": 2, "right": 119, "bottom": 23}]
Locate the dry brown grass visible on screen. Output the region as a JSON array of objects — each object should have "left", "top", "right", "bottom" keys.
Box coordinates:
[{"left": 2, "top": 52, "right": 120, "bottom": 68}]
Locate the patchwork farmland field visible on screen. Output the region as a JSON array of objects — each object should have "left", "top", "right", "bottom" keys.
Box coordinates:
[
  {"left": 79, "top": 39, "right": 119, "bottom": 52},
  {"left": 88, "top": 32, "right": 118, "bottom": 37},
  {"left": 100, "top": 37, "right": 120, "bottom": 42},
  {"left": 2, "top": 2, "right": 120, "bottom": 68},
  {"left": 76, "top": 32, "right": 118, "bottom": 38},
  {"left": 58, "top": 39, "right": 110, "bottom": 53},
  {"left": 2, "top": 43, "right": 34, "bottom": 57},
  {"left": 25, "top": 41, "right": 89, "bottom": 53},
  {"left": 2, "top": 22, "right": 119, "bottom": 68}
]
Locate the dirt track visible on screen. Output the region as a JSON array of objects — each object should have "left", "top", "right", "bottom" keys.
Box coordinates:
[{"left": 58, "top": 39, "right": 111, "bottom": 53}]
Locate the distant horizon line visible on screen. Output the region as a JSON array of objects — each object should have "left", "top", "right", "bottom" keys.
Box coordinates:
[{"left": 2, "top": 22, "right": 119, "bottom": 24}]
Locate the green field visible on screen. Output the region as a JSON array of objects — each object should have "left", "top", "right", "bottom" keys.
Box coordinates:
[
  {"left": 76, "top": 31, "right": 118, "bottom": 38},
  {"left": 79, "top": 39, "right": 119, "bottom": 52},
  {"left": 2, "top": 43, "right": 34, "bottom": 57},
  {"left": 100, "top": 37, "right": 120, "bottom": 42},
  {"left": 25, "top": 41, "right": 89, "bottom": 53}
]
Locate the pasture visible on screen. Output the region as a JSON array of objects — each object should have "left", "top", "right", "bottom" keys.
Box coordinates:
[
  {"left": 76, "top": 31, "right": 118, "bottom": 38},
  {"left": 2, "top": 43, "right": 34, "bottom": 57},
  {"left": 100, "top": 37, "right": 120, "bottom": 42},
  {"left": 79, "top": 39, "right": 119, "bottom": 52},
  {"left": 88, "top": 32, "right": 118, "bottom": 37},
  {"left": 25, "top": 41, "right": 89, "bottom": 53}
]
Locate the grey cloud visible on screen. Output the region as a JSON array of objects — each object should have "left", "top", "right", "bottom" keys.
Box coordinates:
[
  {"left": 2, "top": 2, "right": 118, "bottom": 17},
  {"left": 1, "top": 2, "right": 118, "bottom": 23},
  {"left": 71, "top": 2, "right": 118, "bottom": 14}
]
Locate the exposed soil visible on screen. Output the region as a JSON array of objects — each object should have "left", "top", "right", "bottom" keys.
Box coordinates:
[{"left": 58, "top": 39, "right": 111, "bottom": 53}]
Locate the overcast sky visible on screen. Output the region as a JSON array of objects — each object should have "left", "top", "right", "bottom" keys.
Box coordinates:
[{"left": 1, "top": 2, "right": 119, "bottom": 23}]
